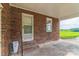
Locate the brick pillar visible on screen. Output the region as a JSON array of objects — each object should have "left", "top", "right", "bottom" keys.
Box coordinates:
[{"left": 1, "top": 3, "right": 11, "bottom": 56}]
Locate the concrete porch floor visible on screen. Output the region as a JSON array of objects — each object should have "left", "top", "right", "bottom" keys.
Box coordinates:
[{"left": 23, "top": 40, "right": 79, "bottom": 56}]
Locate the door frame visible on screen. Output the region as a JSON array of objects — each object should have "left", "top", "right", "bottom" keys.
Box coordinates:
[{"left": 22, "top": 13, "right": 34, "bottom": 42}]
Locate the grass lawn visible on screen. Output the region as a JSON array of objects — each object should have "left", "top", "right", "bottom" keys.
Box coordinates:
[{"left": 60, "top": 30, "right": 79, "bottom": 39}]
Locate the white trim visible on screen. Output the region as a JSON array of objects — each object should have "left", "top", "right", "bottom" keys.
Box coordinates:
[{"left": 22, "top": 13, "right": 34, "bottom": 42}]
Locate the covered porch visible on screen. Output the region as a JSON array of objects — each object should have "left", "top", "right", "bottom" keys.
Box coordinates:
[{"left": 0, "top": 3, "right": 79, "bottom": 56}]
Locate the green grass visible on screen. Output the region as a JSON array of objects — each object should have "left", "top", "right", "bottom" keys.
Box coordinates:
[{"left": 60, "top": 30, "right": 79, "bottom": 39}]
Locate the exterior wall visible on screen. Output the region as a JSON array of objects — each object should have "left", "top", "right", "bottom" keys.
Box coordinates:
[
  {"left": 34, "top": 14, "right": 59, "bottom": 43},
  {"left": 10, "top": 6, "right": 23, "bottom": 55},
  {"left": 1, "top": 3, "right": 11, "bottom": 56},
  {"left": 10, "top": 6, "right": 59, "bottom": 44},
  {"left": 1, "top": 4, "right": 59, "bottom": 56}
]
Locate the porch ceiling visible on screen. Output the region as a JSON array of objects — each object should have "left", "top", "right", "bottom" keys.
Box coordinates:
[{"left": 10, "top": 3, "right": 79, "bottom": 20}]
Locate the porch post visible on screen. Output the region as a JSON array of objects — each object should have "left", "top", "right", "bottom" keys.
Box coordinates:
[{"left": 1, "top": 3, "right": 11, "bottom": 56}]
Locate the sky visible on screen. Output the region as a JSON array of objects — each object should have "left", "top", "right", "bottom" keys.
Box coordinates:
[{"left": 60, "top": 17, "right": 79, "bottom": 29}]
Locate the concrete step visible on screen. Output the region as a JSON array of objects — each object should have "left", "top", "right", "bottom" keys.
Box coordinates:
[{"left": 23, "top": 41, "right": 39, "bottom": 51}]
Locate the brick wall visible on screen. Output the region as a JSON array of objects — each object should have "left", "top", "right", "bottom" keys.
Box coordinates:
[
  {"left": 10, "top": 6, "right": 59, "bottom": 43},
  {"left": 34, "top": 14, "right": 59, "bottom": 43},
  {"left": 10, "top": 7, "right": 22, "bottom": 55}
]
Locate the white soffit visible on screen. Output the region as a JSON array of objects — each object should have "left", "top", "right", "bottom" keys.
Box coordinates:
[
  {"left": 10, "top": 3, "right": 59, "bottom": 18},
  {"left": 10, "top": 3, "right": 79, "bottom": 20},
  {"left": 59, "top": 3, "right": 79, "bottom": 20}
]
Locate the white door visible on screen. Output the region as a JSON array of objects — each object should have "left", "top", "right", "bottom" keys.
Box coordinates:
[{"left": 22, "top": 13, "right": 34, "bottom": 42}]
